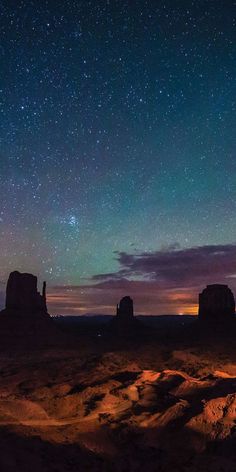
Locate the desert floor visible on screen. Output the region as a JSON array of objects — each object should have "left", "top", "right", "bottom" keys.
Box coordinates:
[{"left": 0, "top": 321, "right": 236, "bottom": 471}]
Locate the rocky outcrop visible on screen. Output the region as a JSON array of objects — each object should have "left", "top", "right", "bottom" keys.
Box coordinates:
[
  {"left": 116, "top": 296, "right": 134, "bottom": 320},
  {"left": 198, "top": 284, "right": 235, "bottom": 322},
  {"left": 108, "top": 296, "right": 143, "bottom": 333},
  {"left": 5, "top": 271, "right": 47, "bottom": 314},
  {"left": 0, "top": 271, "right": 67, "bottom": 347}
]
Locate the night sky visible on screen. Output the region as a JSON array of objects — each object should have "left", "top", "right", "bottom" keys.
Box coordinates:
[{"left": 0, "top": 0, "right": 236, "bottom": 315}]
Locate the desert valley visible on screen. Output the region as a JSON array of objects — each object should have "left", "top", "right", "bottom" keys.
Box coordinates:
[{"left": 0, "top": 271, "right": 235, "bottom": 472}]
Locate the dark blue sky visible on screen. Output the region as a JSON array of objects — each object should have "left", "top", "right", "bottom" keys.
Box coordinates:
[{"left": 0, "top": 0, "right": 236, "bottom": 314}]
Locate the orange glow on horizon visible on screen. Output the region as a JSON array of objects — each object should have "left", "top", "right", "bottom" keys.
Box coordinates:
[
  {"left": 178, "top": 305, "right": 198, "bottom": 315},
  {"left": 47, "top": 288, "right": 199, "bottom": 316}
]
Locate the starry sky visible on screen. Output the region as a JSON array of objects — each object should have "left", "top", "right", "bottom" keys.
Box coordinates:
[{"left": 0, "top": 0, "right": 236, "bottom": 315}]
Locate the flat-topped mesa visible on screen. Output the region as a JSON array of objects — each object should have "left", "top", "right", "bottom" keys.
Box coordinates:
[
  {"left": 5, "top": 271, "right": 47, "bottom": 314},
  {"left": 116, "top": 296, "right": 134, "bottom": 320},
  {"left": 198, "top": 284, "right": 235, "bottom": 322}
]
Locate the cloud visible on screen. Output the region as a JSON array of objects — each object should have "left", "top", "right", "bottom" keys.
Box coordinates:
[
  {"left": 95, "top": 244, "right": 236, "bottom": 288},
  {"left": 48, "top": 244, "right": 236, "bottom": 316}
]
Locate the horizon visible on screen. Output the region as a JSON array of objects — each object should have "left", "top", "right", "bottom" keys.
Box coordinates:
[
  {"left": 51, "top": 313, "right": 197, "bottom": 318},
  {"left": 1, "top": 259, "right": 236, "bottom": 316}
]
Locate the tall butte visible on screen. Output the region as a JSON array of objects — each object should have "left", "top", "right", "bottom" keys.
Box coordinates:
[
  {"left": 198, "top": 284, "right": 235, "bottom": 322},
  {"left": 5, "top": 271, "right": 48, "bottom": 315},
  {"left": 116, "top": 296, "right": 134, "bottom": 320},
  {"left": 108, "top": 295, "right": 142, "bottom": 333},
  {"left": 0, "top": 270, "right": 60, "bottom": 349}
]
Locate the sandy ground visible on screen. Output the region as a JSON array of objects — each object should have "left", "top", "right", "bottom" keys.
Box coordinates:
[{"left": 0, "top": 323, "right": 235, "bottom": 471}]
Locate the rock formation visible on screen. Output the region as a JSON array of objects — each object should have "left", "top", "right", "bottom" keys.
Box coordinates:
[
  {"left": 116, "top": 296, "right": 134, "bottom": 320},
  {"left": 108, "top": 295, "right": 143, "bottom": 333},
  {"left": 5, "top": 271, "right": 47, "bottom": 314},
  {"left": 0, "top": 271, "right": 67, "bottom": 348},
  {"left": 198, "top": 284, "right": 235, "bottom": 322}
]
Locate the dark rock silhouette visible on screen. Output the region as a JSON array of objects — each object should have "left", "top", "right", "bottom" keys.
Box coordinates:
[
  {"left": 0, "top": 271, "right": 65, "bottom": 349},
  {"left": 198, "top": 284, "right": 235, "bottom": 322},
  {"left": 5, "top": 271, "right": 47, "bottom": 314},
  {"left": 108, "top": 295, "right": 143, "bottom": 334},
  {"left": 116, "top": 296, "right": 134, "bottom": 320}
]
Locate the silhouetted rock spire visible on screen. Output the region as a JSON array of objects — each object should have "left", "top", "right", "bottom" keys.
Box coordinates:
[
  {"left": 42, "top": 281, "right": 47, "bottom": 310},
  {"left": 5, "top": 271, "right": 47, "bottom": 314},
  {"left": 198, "top": 284, "right": 235, "bottom": 322},
  {"left": 108, "top": 295, "right": 143, "bottom": 333},
  {"left": 116, "top": 296, "right": 134, "bottom": 320}
]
